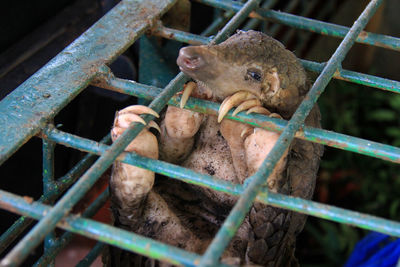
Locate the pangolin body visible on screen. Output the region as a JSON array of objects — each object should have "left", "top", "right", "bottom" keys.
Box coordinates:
[{"left": 105, "top": 30, "right": 323, "bottom": 266}]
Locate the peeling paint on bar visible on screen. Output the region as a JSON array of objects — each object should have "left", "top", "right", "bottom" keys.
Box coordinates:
[{"left": 0, "top": 0, "right": 177, "bottom": 165}]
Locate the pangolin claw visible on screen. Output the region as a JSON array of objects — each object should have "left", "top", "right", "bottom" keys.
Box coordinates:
[
  {"left": 114, "top": 105, "right": 161, "bottom": 131},
  {"left": 180, "top": 81, "right": 197, "bottom": 109},
  {"left": 115, "top": 113, "right": 147, "bottom": 127},
  {"left": 148, "top": 121, "right": 161, "bottom": 133},
  {"left": 232, "top": 99, "right": 261, "bottom": 117},
  {"left": 240, "top": 127, "right": 254, "bottom": 139},
  {"left": 217, "top": 91, "right": 257, "bottom": 123},
  {"left": 118, "top": 105, "right": 160, "bottom": 119},
  {"left": 246, "top": 106, "right": 271, "bottom": 116},
  {"left": 269, "top": 113, "right": 283, "bottom": 119}
]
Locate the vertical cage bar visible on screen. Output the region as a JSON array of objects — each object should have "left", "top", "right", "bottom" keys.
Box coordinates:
[
  {"left": 42, "top": 138, "right": 56, "bottom": 267},
  {"left": 267, "top": 0, "right": 299, "bottom": 36},
  {"left": 201, "top": 11, "right": 231, "bottom": 37},
  {"left": 210, "top": 0, "right": 261, "bottom": 45},
  {"left": 242, "top": 0, "right": 278, "bottom": 31},
  {"left": 199, "top": 0, "right": 383, "bottom": 265},
  {"left": 75, "top": 242, "right": 106, "bottom": 267},
  {"left": 0, "top": 136, "right": 105, "bottom": 255},
  {"left": 32, "top": 188, "right": 109, "bottom": 267}
]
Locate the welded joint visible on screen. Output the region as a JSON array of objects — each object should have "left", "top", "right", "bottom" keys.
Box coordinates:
[
  {"left": 333, "top": 64, "right": 344, "bottom": 77},
  {"left": 91, "top": 64, "right": 116, "bottom": 88}
]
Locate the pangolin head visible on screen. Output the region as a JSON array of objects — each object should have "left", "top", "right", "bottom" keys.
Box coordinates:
[{"left": 177, "top": 30, "right": 308, "bottom": 116}]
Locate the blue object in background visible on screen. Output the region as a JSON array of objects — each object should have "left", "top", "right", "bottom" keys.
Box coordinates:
[{"left": 344, "top": 232, "right": 400, "bottom": 267}]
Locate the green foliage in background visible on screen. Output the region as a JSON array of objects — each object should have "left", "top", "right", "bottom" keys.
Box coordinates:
[{"left": 299, "top": 79, "right": 400, "bottom": 266}]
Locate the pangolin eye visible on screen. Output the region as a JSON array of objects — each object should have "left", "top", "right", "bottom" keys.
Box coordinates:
[{"left": 246, "top": 69, "right": 262, "bottom": 82}]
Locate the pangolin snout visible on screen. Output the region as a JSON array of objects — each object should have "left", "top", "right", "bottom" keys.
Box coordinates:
[{"left": 177, "top": 47, "right": 205, "bottom": 74}]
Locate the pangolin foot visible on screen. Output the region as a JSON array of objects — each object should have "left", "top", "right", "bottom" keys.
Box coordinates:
[{"left": 111, "top": 105, "right": 161, "bottom": 144}]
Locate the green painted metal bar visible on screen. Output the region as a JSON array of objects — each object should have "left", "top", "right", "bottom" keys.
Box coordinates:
[
  {"left": 151, "top": 26, "right": 209, "bottom": 45},
  {"left": 195, "top": 0, "right": 400, "bottom": 51},
  {"left": 33, "top": 188, "right": 109, "bottom": 267},
  {"left": 0, "top": 0, "right": 177, "bottom": 166},
  {"left": 40, "top": 126, "right": 400, "bottom": 238},
  {"left": 0, "top": 136, "right": 106, "bottom": 255},
  {"left": 294, "top": 0, "right": 333, "bottom": 54},
  {"left": 75, "top": 242, "right": 106, "bottom": 267},
  {"left": 75, "top": 242, "right": 105, "bottom": 267},
  {"left": 200, "top": 0, "right": 248, "bottom": 37},
  {"left": 42, "top": 138, "right": 56, "bottom": 267},
  {"left": 301, "top": 59, "right": 400, "bottom": 94},
  {"left": 242, "top": 0, "right": 278, "bottom": 31},
  {"left": 42, "top": 125, "right": 240, "bottom": 195},
  {"left": 42, "top": 139, "right": 55, "bottom": 194},
  {"left": 92, "top": 71, "right": 400, "bottom": 164},
  {"left": 199, "top": 0, "right": 384, "bottom": 265},
  {"left": 0, "top": 190, "right": 229, "bottom": 267},
  {"left": 0, "top": 0, "right": 178, "bottom": 265},
  {"left": 151, "top": 26, "right": 400, "bottom": 95},
  {"left": 153, "top": 23, "right": 212, "bottom": 45},
  {"left": 210, "top": 0, "right": 261, "bottom": 44},
  {"left": 201, "top": 11, "right": 232, "bottom": 37},
  {"left": 0, "top": 154, "right": 95, "bottom": 254},
  {"left": 264, "top": 0, "right": 299, "bottom": 37},
  {"left": 280, "top": 0, "right": 317, "bottom": 45}
]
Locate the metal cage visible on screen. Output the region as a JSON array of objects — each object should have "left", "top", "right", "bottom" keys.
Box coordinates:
[{"left": 0, "top": 0, "right": 399, "bottom": 266}]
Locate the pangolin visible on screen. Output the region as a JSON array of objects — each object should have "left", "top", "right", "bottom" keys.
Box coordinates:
[{"left": 105, "top": 30, "right": 323, "bottom": 266}]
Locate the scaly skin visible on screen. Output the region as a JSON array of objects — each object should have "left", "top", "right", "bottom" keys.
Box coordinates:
[{"left": 106, "top": 30, "right": 323, "bottom": 266}]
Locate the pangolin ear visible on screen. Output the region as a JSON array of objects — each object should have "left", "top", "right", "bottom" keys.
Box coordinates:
[{"left": 261, "top": 67, "right": 281, "bottom": 97}]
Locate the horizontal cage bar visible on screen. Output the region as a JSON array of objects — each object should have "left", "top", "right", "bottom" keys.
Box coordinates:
[
  {"left": 0, "top": 189, "right": 226, "bottom": 267},
  {"left": 152, "top": 24, "right": 400, "bottom": 94},
  {"left": 39, "top": 125, "right": 400, "bottom": 238},
  {"left": 92, "top": 70, "right": 400, "bottom": 163},
  {"left": 195, "top": 0, "right": 400, "bottom": 51}
]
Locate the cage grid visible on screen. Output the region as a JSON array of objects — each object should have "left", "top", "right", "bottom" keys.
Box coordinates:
[{"left": 0, "top": 0, "right": 399, "bottom": 266}]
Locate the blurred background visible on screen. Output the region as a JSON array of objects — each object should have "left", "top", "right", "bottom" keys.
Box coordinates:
[{"left": 0, "top": 0, "right": 399, "bottom": 266}]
